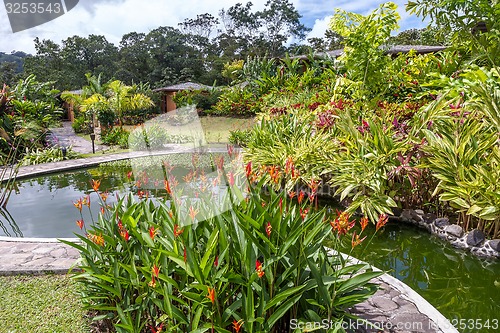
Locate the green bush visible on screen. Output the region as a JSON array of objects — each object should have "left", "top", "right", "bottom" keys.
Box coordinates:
[
  {"left": 172, "top": 88, "right": 222, "bottom": 114},
  {"left": 21, "top": 146, "right": 80, "bottom": 165},
  {"left": 128, "top": 124, "right": 169, "bottom": 151},
  {"left": 72, "top": 116, "right": 92, "bottom": 134},
  {"left": 211, "top": 87, "right": 260, "bottom": 117},
  {"left": 228, "top": 129, "right": 252, "bottom": 147},
  {"left": 101, "top": 127, "right": 130, "bottom": 148},
  {"left": 64, "top": 170, "right": 384, "bottom": 332}
]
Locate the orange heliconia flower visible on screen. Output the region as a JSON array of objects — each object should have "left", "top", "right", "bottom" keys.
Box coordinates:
[
  {"left": 265, "top": 222, "right": 272, "bottom": 238},
  {"left": 152, "top": 264, "right": 160, "bottom": 278},
  {"left": 82, "top": 195, "right": 90, "bottom": 208},
  {"left": 330, "top": 211, "right": 355, "bottom": 235},
  {"left": 232, "top": 319, "right": 244, "bottom": 333},
  {"left": 288, "top": 191, "right": 296, "bottom": 199},
  {"left": 173, "top": 224, "right": 184, "bottom": 238},
  {"left": 73, "top": 198, "right": 83, "bottom": 212},
  {"left": 360, "top": 217, "right": 369, "bottom": 232},
  {"left": 91, "top": 179, "right": 101, "bottom": 192},
  {"left": 206, "top": 287, "right": 215, "bottom": 304},
  {"left": 351, "top": 231, "right": 367, "bottom": 248},
  {"left": 256, "top": 260, "right": 264, "bottom": 278},
  {"left": 99, "top": 191, "right": 109, "bottom": 202},
  {"left": 87, "top": 233, "right": 104, "bottom": 246},
  {"left": 76, "top": 219, "right": 84, "bottom": 230},
  {"left": 189, "top": 206, "right": 198, "bottom": 221},
  {"left": 376, "top": 214, "right": 388, "bottom": 231},
  {"left": 149, "top": 226, "right": 158, "bottom": 240}
]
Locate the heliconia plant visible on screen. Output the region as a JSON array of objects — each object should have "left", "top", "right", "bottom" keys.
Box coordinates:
[{"left": 63, "top": 161, "right": 386, "bottom": 333}]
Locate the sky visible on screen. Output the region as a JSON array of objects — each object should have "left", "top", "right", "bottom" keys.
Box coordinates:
[{"left": 0, "top": 0, "right": 429, "bottom": 54}]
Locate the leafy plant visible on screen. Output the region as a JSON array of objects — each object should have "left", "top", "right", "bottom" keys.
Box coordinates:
[
  {"left": 101, "top": 127, "right": 130, "bottom": 148},
  {"left": 64, "top": 165, "right": 385, "bottom": 332},
  {"left": 21, "top": 146, "right": 80, "bottom": 165}
]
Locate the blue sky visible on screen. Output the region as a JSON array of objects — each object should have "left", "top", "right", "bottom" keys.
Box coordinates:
[{"left": 0, "top": 0, "right": 429, "bottom": 53}]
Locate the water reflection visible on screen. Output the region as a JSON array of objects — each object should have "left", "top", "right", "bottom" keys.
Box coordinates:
[{"left": 349, "top": 223, "right": 500, "bottom": 332}]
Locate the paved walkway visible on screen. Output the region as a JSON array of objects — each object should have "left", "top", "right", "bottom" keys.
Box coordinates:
[
  {"left": 0, "top": 238, "right": 80, "bottom": 275},
  {"left": 48, "top": 121, "right": 108, "bottom": 154}
]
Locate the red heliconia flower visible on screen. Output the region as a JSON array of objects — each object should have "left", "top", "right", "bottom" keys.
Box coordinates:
[
  {"left": 265, "top": 222, "right": 272, "bottom": 238},
  {"left": 351, "top": 231, "right": 367, "bottom": 248},
  {"left": 118, "top": 219, "right": 123, "bottom": 230},
  {"left": 207, "top": 287, "right": 216, "bottom": 304},
  {"left": 76, "top": 219, "right": 84, "bottom": 230},
  {"left": 100, "top": 207, "right": 105, "bottom": 214},
  {"left": 91, "top": 179, "right": 101, "bottom": 192},
  {"left": 279, "top": 198, "right": 283, "bottom": 212},
  {"left": 149, "top": 226, "right": 158, "bottom": 240},
  {"left": 120, "top": 229, "right": 130, "bottom": 241},
  {"left": 152, "top": 264, "right": 160, "bottom": 278},
  {"left": 256, "top": 260, "right": 265, "bottom": 278},
  {"left": 173, "top": 224, "right": 184, "bottom": 238},
  {"left": 232, "top": 319, "right": 244, "bottom": 333},
  {"left": 288, "top": 191, "right": 296, "bottom": 199},
  {"left": 215, "top": 155, "right": 224, "bottom": 171},
  {"left": 297, "top": 190, "right": 305, "bottom": 204},
  {"left": 245, "top": 161, "right": 252, "bottom": 178},
  {"left": 163, "top": 179, "right": 172, "bottom": 195},
  {"left": 127, "top": 171, "right": 133, "bottom": 179},
  {"left": 227, "top": 144, "right": 235, "bottom": 158},
  {"left": 214, "top": 256, "right": 219, "bottom": 267},
  {"left": 300, "top": 208, "right": 309, "bottom": 220},
  {"left": 183, "top": 247, "right": 187, "bottom": 262},
  {"left": 227, "top": 172, "right": 235, "bottom": 186},
  {"left": 376, "top": 214, "right": 388, "bottom": 232},
  {"left": 149, "top": 323, "right": 164, "bottom": 333},
  {"left": 189, "top": 206, "right": 198, "bottom": 221},
  {"left": 360, "top": 217, "right": 369, "bottom": 232}
]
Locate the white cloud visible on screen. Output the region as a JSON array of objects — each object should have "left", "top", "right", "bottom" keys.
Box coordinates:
[
  {"left": 0, "top": 0, "right": 269, "bottom": 53},
  {"left": 0, "top": 0, "right": 429, "bottom": 54}
]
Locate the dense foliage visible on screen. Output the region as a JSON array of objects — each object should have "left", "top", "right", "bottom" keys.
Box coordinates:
[
  {"left": 239, "top": 2, "right": 500, "bottom": 238},
  {"left": 65, "top": 153, "right": 385, "bottom": 332}
]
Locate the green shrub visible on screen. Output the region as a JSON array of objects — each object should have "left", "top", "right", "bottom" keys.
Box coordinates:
[
  {"left": 128, "top": 124, "right": 169, "bottom": 151},
  {"left": 21, "top": 146, "right": 80, "bottom": 165},
  {"left": 228, "top": 129, "right": 252, "bottom": 147},
  {"left": 211, "top": 87, "right": 261, "bottom": 117},
  {"left": 72, "top": 116, "right": 92, "bottom": 134},
  {"left": 173, "top": 88, "right": 222, "bottom": 114},
  {"left": 64, "top": 169, "right": 384, "bottom": 332},
  {"left": 101, "top": 127, "right": 130, "bottom": 148}
]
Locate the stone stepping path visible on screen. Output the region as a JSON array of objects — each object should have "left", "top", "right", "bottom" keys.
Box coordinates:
[{"left": 0, "top": 239, "right": 80, "bottom": 275}]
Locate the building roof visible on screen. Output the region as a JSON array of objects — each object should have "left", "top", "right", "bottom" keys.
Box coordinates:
[
  {"left": 294, "top": 44, "right": 447, "bottom": 60},
  {"left": 153, "top": 82, "right": 213, "bottom": 92}
]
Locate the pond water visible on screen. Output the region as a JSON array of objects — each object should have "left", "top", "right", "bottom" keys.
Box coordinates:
[{"left": 1, "top": 160, "right": 499, "bottom": 332}]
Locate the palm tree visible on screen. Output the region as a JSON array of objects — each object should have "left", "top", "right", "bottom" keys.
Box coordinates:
[{"left": 62, "top": 74, "right": 154, "bottom": 130}]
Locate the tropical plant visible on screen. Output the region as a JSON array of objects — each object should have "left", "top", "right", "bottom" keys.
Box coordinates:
[
  {"left": 21, "top": 146, "right": 80, "bottom": 165},
  {"left": 64, "top": 160, "right": 385, "bottom": 333},
  {"left": 329, "top": 2, "right": 400, "bottom": 100}
]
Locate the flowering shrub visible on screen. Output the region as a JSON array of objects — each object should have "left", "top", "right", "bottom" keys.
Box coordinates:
[{"left": 64, "top": 158, "right": 386, "bottom": 332}]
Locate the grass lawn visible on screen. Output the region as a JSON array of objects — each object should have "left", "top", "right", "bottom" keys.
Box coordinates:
[
  {"left": 122, "top": 115, "right": 255, "bottom": 144},
  {"left": 0, "top": 275, "right": 89, "bottom": 333}
]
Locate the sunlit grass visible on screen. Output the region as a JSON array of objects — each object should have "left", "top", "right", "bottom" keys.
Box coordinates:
[{"left": 0, "top": 275, "right": 90, "bottom": 333}]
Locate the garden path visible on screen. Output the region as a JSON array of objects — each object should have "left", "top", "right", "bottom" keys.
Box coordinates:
[{"left": 48, "top": 121, "right": 108, "bottom": 154}]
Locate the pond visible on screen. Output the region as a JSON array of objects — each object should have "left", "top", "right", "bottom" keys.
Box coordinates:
[{"left": 1, "top": 157, "right": 499, "bottom": 332}]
